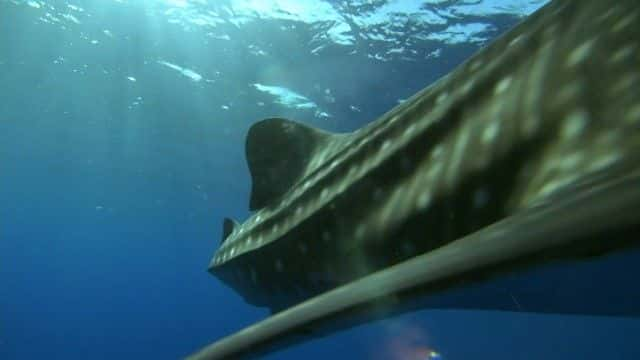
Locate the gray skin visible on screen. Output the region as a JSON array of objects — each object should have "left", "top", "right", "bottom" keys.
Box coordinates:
[{"left": 190, "top": 0, "right": 640, "bottom": 358}]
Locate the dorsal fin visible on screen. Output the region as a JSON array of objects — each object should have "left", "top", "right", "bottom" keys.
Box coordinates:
[
  {"left": 246, "top": 117, "right": 335, "bottom": 211},
  {"left": 221, "top": 218, "right": 238, "bottom": 245}
]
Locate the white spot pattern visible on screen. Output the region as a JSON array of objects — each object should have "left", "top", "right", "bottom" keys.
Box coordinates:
[{"left": 566, "top": 39, "right": 596, "bottom": 67}]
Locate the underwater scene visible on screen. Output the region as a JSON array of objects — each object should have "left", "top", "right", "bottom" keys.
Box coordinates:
[{"left": 2, "top": 0, "right": 640, "bottom": 359}]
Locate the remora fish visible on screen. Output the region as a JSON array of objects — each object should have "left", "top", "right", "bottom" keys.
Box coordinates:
[{"left": 190, "top": 0, "right": 640, "bottom": 358}]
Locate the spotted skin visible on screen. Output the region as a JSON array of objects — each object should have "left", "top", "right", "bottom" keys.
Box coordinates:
[{"left": 192, "top": 0, "right": 640, "bottom": 359}]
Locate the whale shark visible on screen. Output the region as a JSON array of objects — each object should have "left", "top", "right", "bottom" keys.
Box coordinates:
[{"left": 188, "top": 0, "right": 640, "bottom": 358}]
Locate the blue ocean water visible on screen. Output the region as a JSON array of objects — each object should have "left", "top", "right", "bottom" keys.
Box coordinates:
[{"left": 1, "top": 0, "right": 639, "bottom": 359}]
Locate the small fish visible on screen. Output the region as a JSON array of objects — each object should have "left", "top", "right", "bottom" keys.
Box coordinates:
[{"left": 190, "top": 0, "right": 640, "bottom": 358}]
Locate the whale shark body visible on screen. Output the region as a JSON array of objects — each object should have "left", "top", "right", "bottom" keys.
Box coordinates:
[{"left": 189, "top": 0, "right": 640, "bottom": 358}]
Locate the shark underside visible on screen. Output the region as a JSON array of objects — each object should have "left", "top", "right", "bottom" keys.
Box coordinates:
[{"left": 189, "top": 0, "right": 640, "bottom": 358}]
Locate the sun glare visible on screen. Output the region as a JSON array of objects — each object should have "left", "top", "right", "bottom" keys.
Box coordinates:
[{"left": 165, "top": 0, "right": 188, "bottom": 7}]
